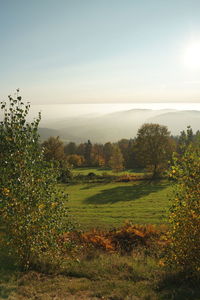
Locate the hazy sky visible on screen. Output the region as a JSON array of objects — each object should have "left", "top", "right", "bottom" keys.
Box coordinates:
[{"left": 1, "top": 0, "right": 200, "bottom": 104}]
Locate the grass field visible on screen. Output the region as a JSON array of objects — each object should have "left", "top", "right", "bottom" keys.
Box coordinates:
[{"left": 63, "top": 180, "right": 172, "bottom": 230}]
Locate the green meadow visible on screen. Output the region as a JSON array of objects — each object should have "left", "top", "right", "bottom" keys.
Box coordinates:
[{"left": 64, "top": 179, "right": 172, "bottom": 230}]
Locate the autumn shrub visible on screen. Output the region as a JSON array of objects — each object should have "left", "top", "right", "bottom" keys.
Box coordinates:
[
  {"left": 167, "top": 146, "right": 200, "bottom": 276},
  {"left": 116, "top": 173, "right": 150, "bottom": 182},
  {"left": 64, "top": 224, "right": 168, "bottom": 256},
  {"left": 81, "top": 230, "right": 115, "bottom": 252},
  {"left": 0, "top": 93, "right": 72, "bottom": 270},
  {"left": 110, "top": 223, "right": 168, "bottom": 255}
]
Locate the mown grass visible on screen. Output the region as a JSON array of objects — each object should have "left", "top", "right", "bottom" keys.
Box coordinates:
[{"left": 63, "top": 180, "right": 172, "bottom": 230}]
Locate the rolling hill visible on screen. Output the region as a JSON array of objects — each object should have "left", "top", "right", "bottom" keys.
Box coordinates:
[{"left": 39, "top": 109, "right": 200, "bottom": 143}]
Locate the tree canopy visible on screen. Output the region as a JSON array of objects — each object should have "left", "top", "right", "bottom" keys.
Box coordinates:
[
  {"left": 109, "top": 144, "right": 124, "bottom": 172},
  {"left": 42, "top": 136, "right": 66, "bottom": 162},
  {"left": 135, "top": 123, "right": 173, "bottom": 177}
]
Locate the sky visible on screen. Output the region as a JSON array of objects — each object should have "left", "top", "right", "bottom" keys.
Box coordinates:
[{"left": 1, "top": 0, "right": 200, "bottom": 105}]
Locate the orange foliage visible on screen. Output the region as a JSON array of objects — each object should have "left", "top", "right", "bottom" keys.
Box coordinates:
[{"left": 62, "top": 224, "right": 169, "bottom": 255}]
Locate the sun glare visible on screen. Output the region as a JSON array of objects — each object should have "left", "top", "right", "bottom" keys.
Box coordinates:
[{"left": 183, "top": 41, "right": 200, "bottom": 69}]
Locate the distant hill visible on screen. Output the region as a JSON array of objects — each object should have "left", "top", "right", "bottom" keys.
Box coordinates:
[
  {"left": 38, "top": 127, "right": 83, "bottom": 143},
  {"left": 38, "top": 109, "right": 200, "bottom": 143},
  {"left": 38, "top": 128, "right": 61, "bottom": 141},
  {"left": 147, "top": 110, "right": 200, "bottom": 134}
]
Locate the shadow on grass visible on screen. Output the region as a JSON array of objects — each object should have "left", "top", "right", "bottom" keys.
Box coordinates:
[
  {"left": 157, "top": 271, "right": 200, "bottom": 300},
  {"left": 0, "top": 246, "right": 18, "bottom": 299},
  {"left": 84, "top": 180, "right": 169, "bottom": 204}
]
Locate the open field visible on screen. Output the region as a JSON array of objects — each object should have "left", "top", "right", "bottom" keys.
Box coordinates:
[{"left": 63, "top": 180, "right": 172, "bottom": 230}]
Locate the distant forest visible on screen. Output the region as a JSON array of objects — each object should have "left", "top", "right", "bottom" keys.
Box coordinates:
[{"left": 41, "top": 124, "right": 200, "bottom": 176}]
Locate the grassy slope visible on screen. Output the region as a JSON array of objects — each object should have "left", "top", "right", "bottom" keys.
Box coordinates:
[{"left": 64, "top": 180, "right": 172, "bottom": 230}]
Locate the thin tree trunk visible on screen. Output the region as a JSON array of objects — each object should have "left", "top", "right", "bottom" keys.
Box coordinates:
[{"left": 152, "top": 164, "right": 157, "bottom": 178}]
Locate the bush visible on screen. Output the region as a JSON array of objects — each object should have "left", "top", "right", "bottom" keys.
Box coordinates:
[
  {"left": 116, "top": 173, "right": 150, "bottom": 182},
  {"left": 64, "top": 224, "right": 168, "bottom": 256},
  {"left": 87, "top": 172, "right": 96, "bottom": 179},
  {"left": 0, "top": 93, "right": 72, "bottom": 270},
  {"left": 167, "top": 146, "right": 200, "bottom": 276},
  {"left": 58, "top": 160, "right": 73, "bottom": 183},
  {"left": 72, "top": 172, "right": 117, "bottom": 183}
]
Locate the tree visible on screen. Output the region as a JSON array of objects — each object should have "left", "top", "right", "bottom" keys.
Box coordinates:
[
  {"left": 67, "top": 154, "right": 85, "bottom": 167},
  {"left": 0, "top": 93, "right": 71, "bottom": 269},
  {"left": 84, "top": 140, "right": 92, "bottom": 166},
  {"left": 91, "top": 144, "right": 105, "bottom": 167},
  {"left": 167, "top": 146, "right": 200, "bottom": 275},
  {"left": 77, "top": 143, "right": 86, "bottom": 157},
  {"left": 103, "top": 142, "right": 113, "bottom": 167},
  {"left": 194, "top": 130, "right": 200, "bottom": 147},
  {"left": 135, "top": 123, "right": 173, "bottom": 177},
  {"left": 127, "top": 139, "right": 138, "bottom": 169},
  {"left": 177, "top": 126, "right": 194, "bottom": 155},
  {"left": 42, "top": 136, "right": 71, "bottom": 183},
  {"left": 42, "top": 136, "right": 66, "bottom": 162},
  {"left": 118, "top": 139, "right": 129, "bottom": 168},
  {"left": 64, "top": 142, "right": 77, "bottom": 155},
  {"left": 109, "top": 144, "right": 124, "bottom": 172}
]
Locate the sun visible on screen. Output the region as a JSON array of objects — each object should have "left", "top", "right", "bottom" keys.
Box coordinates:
[{"left": 183, "top": 41, "right": 200, "bottom": 69}]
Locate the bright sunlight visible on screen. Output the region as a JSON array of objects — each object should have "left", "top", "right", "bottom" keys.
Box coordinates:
[{"left": 183, "top": 41, "right": 200, "bottom": 69}]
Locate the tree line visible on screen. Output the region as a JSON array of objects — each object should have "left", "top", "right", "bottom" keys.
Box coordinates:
[{"left": 41, "top": 124, "right": 200, "bottom": 177}]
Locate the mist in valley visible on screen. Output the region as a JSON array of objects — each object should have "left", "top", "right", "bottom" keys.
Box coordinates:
[{"left": 33, "top": 103, "right": 200, "bottom": 143}]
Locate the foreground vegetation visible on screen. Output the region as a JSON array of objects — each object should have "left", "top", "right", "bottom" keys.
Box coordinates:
[
  {"left": 1, "top": 246, "right": 200, "bottom": 300},
  {"left": 1, "top": 93, "right": 200, "bottom": 299},
  {"left": 0, "top": 95, "right": 72, "bottom": 270},
  {"left": 0, "top": 221, "right": 199, "bottom": 299}
]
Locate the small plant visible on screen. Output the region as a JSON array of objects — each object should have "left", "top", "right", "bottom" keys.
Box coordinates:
[{"left": 0, "top": 92, "right": 72, "bottom": 270}]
